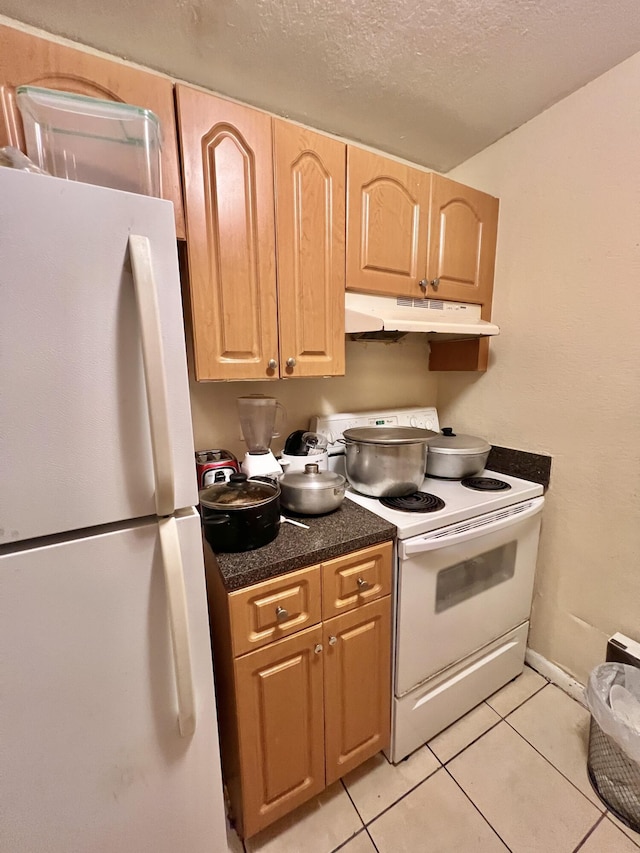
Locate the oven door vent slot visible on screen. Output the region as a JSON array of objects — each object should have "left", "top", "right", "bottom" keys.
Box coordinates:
[{"left": 425, "top": 500, "right": 537, "bottom": 541}]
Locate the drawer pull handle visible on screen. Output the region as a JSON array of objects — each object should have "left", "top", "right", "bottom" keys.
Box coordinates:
[
  {"left": 314, "top": 644, "right": 323, "bottom": 655},
  {"left": 328, "top": 636, "right": 337, "bottom": 646},
  {"left": 275, "top": 606, "right": 289, "bottom": 622},
  {"left": 357, "top": 577, "right": 371, "bottom": 592}
]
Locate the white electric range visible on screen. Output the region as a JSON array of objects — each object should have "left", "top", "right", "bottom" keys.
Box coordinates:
[{"left": 311, "top": 407, "right": 545, "bottom": 762}]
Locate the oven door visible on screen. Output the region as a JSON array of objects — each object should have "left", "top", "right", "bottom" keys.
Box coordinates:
[{"left": 395, "top": 497, "right": 544, "bottom": 697}]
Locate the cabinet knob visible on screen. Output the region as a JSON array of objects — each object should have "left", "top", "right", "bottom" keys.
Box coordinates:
[
  {"left": 314, "top": 644, "right": 323, "bottom": 655},
  {"left": 275, "top": 606, "right": 288, "bottom": 622},
  {"left": 419, "top": 279, "right": 428, "bottom": 292},
  {"left": 328, "top": 635, "right": 337, "bottom": 646},
  {"left": 267, "top": 358, "right": 278, "bottom": 370},
  {"left": 431, "top": 278, "right": 440, "bottom": 291},
  {"left": 357, "top": 577, "right": 371, "bottom": 592},
  {"left": 286, "top": 357, "right": 297, "bottom": 368}
]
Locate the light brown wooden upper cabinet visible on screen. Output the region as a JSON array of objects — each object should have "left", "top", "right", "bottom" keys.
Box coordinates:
[
  {"left": 176, "top": 86, "right": 279, "bottom": 381},
  {"left": 346, "top": 146, "right": 431, "bottom": 298},
  {"left": 274, "top": 120, "right": 345, "bottom": 379},
  {"left": 0, "top": 24, "right": 185, "bottom": 238},
  {"left": 347, "top": 147, "right": 498, "bottom": 307},
  {"left": 176, "top": 86, "right": 345, "bottom": 381},
  {"left": 426, "top": 174, "right": 499, "bottom": 305}
]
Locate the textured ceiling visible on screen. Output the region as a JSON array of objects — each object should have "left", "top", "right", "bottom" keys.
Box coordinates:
[{"left": 2, "top": 0, "right": 640, "bottom": 171}]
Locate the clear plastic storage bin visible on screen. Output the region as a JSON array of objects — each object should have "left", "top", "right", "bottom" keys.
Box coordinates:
[{"left": 16, "top": 86, "right": 162, "bottom": 197}]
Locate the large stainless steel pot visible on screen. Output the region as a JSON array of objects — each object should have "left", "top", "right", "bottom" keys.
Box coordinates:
[
  {"left": 426, "top": 428, "right": 491, "bottom": 479},
  {"left": 342, "top": 426, "right": 437, "bottom": 497},
  {"left": 280, "top": 463, "right": 346, "bottom": 515}
]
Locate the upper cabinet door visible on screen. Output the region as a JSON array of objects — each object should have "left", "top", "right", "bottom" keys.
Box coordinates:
[
  {"left": 426, "top": 175, "right": 499, "bottom": 305},
  {"left": 346, "top": 146, "right": 431, "bottom": 298},
  {"left": 176, "top": 86, "right": 279, "bottom": 381},
  {"left": 0, "top": 24, "right": 185, "bottom": 238},
  {"left": 274, "top": 121, "right": 346, "bottom": 378}
]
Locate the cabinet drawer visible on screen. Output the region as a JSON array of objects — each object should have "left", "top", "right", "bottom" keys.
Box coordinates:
[
  {"left": 322, "top": 542, "right": 393, "bottom": 619},
  {"left": 229, "top": 565, "right": 321, "bottom": 657}
]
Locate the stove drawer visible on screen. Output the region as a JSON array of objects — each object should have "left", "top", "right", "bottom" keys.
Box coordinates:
[
  {"left": 229, "top": 565, "right": 322, "bottom": 657},
  {"left": 322, "top": 542, "right": 392, "bottom": 619},
  {"left": 390, "top": 622, "right": 529, "bottom": 763}
]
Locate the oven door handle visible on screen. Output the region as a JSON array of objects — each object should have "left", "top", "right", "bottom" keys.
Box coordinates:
[{"left": 399, "top": 497, "right": 544, "bottom": 558}]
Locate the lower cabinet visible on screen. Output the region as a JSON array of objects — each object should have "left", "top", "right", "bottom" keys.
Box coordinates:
[
  {"left": 205, "top": 541, "right": 393, "bottom": 839},
  {"left": 323, "top": 599, "right": 391, "bottom": 786},
  {"left": 235, "top": 625, "right": 326, "bottom": 833}
]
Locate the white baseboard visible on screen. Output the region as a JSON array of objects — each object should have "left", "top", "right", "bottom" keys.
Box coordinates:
[{"left": 525, "top": 648, "right": 587, "bottom": 707}]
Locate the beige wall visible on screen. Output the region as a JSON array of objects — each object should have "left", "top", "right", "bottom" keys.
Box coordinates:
[
  {"left": 189, "top": 337, "right": 437, "bottom": 460},
  {"left": 439, "top": 51, "right": 640, "bottom": 684}
]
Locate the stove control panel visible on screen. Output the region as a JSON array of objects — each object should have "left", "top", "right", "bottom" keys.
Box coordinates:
[{"left": 310, "top": 407, "right": 440, "bottom": 453}]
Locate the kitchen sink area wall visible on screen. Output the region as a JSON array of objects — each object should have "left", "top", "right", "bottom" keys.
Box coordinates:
[
  {"left": 436, "top": 50, "right": 640, "bottom": 686},
  {"left": 189, "top": 336, "right": 437, "bottom": 458}
]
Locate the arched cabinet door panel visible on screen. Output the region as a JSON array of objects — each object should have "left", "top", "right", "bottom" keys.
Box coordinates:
[
  {"left": 274, "top": 121, "right": 345, "bottom": 378},
  {"left": 426, "top": 174, "right": 499, "bottom": 305},
  {"left": 176, "top": 86, "right": 278, "bottom": 381},
  {"left": 346, "top": 146, "right": 430, "bottom": 298}
]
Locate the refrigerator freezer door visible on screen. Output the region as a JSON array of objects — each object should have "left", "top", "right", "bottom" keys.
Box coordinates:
[
  {"left": 0, "top": 510, "right": 226, "bottom": 852},
  {"left": 0, "top": 170, "right": 197, "bottom": 544}
]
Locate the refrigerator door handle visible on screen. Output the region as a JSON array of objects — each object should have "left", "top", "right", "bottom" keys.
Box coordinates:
[
  {"left": 159, "top": 516, "right": 196, "bottom": 737},
  {"left": 129, "top": 234, "right": 175, "bottom": 517}
]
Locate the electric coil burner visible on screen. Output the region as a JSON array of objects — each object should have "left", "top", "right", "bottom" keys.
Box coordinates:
[
  {"left": 461, "top": 476, "right": 511, "bottom": 492},
  {"left": 380, "top": 492, "right": 446, "bottom": 513}
]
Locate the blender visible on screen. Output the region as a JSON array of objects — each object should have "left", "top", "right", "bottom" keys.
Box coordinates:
[{"left": 237, "top": 395, "right": 285, "bottom": 479}]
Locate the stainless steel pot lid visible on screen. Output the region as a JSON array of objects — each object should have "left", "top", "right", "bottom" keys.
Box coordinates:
[
  {"left": 281, "top": 463, "right": 345, "bottom": 491},
  {"left": 199, "top": 473, "right": 279, "bottom": 508},
  {"left": 427, "top": 427, "right": 491, "bottom": 455},
  {"left": 343, "top": 426, "right": 437, "bottom": 445}
]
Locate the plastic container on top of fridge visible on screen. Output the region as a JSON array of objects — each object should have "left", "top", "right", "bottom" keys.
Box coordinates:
[{"left": 16, "top": 86, "right": 162, "bottom": 197}]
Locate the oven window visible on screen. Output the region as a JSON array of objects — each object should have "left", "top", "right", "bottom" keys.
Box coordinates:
[{"left": 435, "top": 541, "right": 517, "bottom": 613}]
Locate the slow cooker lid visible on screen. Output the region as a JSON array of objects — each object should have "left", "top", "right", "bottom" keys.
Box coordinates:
[
  {"left": 427, "top": 428, "right": 491, "bottom": 455},
  {"left": 343, "top": 426, "right": 437, "bottom": 445},
  {"left": 199, "top": 473, "right": 278, "bottom": 508}
]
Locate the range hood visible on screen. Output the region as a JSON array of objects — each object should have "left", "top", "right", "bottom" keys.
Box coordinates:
[{"left": 345, "top": 292, "right": 500, "bottom": 341}]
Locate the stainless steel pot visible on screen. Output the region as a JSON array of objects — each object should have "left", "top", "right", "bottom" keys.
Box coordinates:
[
  {"left": 342, "top": 426, "right": 438, "bottom": 497},
  {"left": 280, "top": 463, "right": 346, "bottom": 515},
  {"left": 426, "top": 428, "right": 491, "bottom": 479}
]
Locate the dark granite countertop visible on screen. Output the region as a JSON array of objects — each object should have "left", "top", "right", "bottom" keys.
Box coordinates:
[{"left": 211, "top": 500, "right": 396, "bottom": 592}]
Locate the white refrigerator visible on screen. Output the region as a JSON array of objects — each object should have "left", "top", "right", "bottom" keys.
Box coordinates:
[{"left": 0, "top": 169, "right": 227, "bottom": 851}]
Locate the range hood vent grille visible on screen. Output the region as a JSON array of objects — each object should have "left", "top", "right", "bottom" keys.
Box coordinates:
[{"left": 396, "top": 297, "right": 445, "bottom": 311}]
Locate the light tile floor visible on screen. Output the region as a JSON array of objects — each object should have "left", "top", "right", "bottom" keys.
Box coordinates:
[{"left": 229, "top": 666, "right": 640, "bottom": 852}]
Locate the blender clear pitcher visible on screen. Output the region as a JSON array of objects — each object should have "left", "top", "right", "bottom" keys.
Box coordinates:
[{"left": 237, "top": 395, "right": 285, "bottom": 454}]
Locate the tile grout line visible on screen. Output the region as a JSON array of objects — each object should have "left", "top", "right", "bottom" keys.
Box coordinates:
[
  {"left": 329, "top": 826, "right": 369, "bottom": 853},
  {"left": 443, "top": 765, "right": 514, "bottom": 852},
  {"left": 502, "top": 713, "right": 606, "bottom": 814},
  {"left": 571, "top": 812, "right": 607, "bottom": 852},
  {"left": 340, "top": 776, "right": 367, "bottom": 828},
  {"left": 486, "top": 679, "right": 549, "bottom": 719},
  {"left": 364, "top": 825, "right": 381, "bottom": 853},
  {"left": 605, "top": 812, "right": 640, "bottom": 849},
  {"left": 438, "top": 716, "right": 503, "bottom": 766},
  {"left": 358, "top": 764, "right": 443, "bottom": 830}
]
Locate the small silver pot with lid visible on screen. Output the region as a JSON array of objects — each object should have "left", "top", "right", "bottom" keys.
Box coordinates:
[
  {"left": 280, "top": 463, "right": 346, "bottom": 515},
  {"left": 426, "top": 427, "right": 491, "bottom": 479}
]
